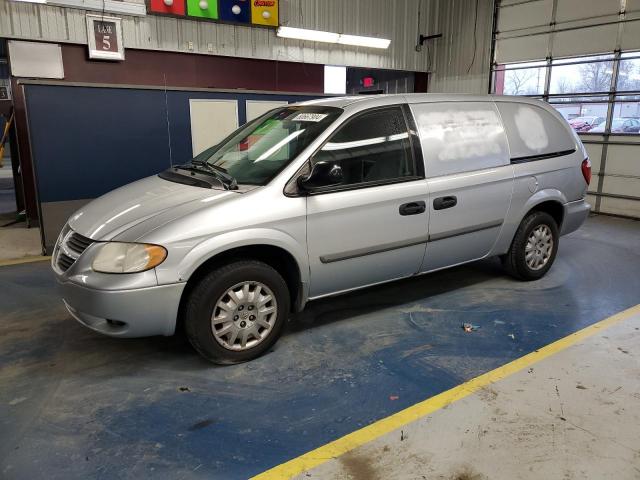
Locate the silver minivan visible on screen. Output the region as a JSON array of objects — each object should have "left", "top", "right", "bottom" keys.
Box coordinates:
[{"left": 52, "top": 94, "right": 591, "bottom": 363}]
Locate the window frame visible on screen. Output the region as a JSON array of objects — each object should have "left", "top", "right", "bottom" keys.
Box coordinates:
[
  {"left": 492, "top": 49, "right": 640, "bottom": 137},
  {"left": 285, "top": 104, "right": 425, "bottom": 197}
]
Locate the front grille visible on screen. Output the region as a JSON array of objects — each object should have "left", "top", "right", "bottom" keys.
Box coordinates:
[
  {"left": 57, "top": 252, "right": 75, "bottom": 271},
  {"left": 55, "top": 228, "right": 94, "bottom": 273},
  {"left": 66, "top": 232, "right": 93, "bottom": 256}
]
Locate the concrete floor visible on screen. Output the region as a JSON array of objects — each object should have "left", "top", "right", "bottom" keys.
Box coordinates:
[
  {"left": 0, "top": 156, "right": 42, "bottom": 261},
  {"left": 0, "top": 156, "right": 17, "bottom": 215},
  {"left": 0, "top": 222, "right": 43, "bottom": 260},
  {"left": 297, "top": 311, "right": 640, "bottom": 480},
  {"left": 0, "top": 214, "right": 639, "bottom": 479}
]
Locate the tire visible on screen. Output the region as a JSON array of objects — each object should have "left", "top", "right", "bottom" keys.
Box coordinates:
[
  {"left": 503, "top": 211, "right": 559, "bottom": 281},
  {"left": 184, "top": 260, "right": 290, "bottom": 364}
]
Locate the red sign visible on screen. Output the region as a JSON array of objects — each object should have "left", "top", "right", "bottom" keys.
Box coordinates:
[{"left": 362, "top": 76, "right": 376, "bottom": 88}]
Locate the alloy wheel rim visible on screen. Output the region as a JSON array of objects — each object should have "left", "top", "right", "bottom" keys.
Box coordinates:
[
  {"left": 525, "top": 224, "right": 554, "bottom": 271},
  {"left": 211, "top": 281, "right": 278, "bottom": 351}
]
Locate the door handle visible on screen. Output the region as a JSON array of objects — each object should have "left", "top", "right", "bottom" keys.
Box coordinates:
[
  {"left": 433, "top": 196, "right": 457, "bottom": 210},
  {"left": 399, "top": 201, "right": 426, "bottom": 216}
]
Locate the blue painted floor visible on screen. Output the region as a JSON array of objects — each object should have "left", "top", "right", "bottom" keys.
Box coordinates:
[{"left": 1, "top": 215, "right": 639, "bottom": 479}]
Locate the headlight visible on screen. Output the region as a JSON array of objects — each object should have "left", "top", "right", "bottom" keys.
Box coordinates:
[{"left": 92, "top": 242, "right": 167, "bottom": 273}]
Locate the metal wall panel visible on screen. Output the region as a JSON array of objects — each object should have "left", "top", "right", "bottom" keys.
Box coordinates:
[
  {"left": 0, "top": 0, "right": 499, "bottom": 91},
  {"left": 553, "top": 24, "right": 619, "bottom": 57},
  {"left": 621, "top": 17, "right": 640, "bottom": 50},
  {"left": 555, "top": 0, "right": 620, "bottom": 23},
  {"left": 0, "top": 0, "right": 435, "bottom": 72},
  {"left": 495, "top": 33, "right": 550, "bottom": 63},
  {"left": 497, "top": 0, "right": 552, "bottom": 31},
  {"left": 427, "top": 0, "right": 494, "bottom": 93}
]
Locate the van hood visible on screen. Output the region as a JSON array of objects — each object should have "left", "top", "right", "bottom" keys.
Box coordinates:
[{"left": 68, "top": 175, "right": 237, "bottom": 240}]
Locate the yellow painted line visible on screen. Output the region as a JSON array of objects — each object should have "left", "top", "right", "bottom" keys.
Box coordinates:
[
  {"left": 252, "top": 304, "right": 640, "bottom": 480},
  {"left": 0, "top": 256, "right": 51, "bottom": 267}
]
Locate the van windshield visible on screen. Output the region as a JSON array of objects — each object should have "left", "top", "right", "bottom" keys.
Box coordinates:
[{"left": 191, "top": 106, "right": 342, "bottom": 185}]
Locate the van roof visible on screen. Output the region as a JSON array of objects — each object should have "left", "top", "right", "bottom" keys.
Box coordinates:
[{"left": 296, "top": 93, "right": 546, "bottom": 109}]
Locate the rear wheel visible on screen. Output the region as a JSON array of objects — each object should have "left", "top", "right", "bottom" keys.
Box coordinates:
[
  {"left": 184, "top": 260, "right": 290, "bottom": 364},
  {"left": 503, "top": 211, "right": 559, "bottom": 281}
]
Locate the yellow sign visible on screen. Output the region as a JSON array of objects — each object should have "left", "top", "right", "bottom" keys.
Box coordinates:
[{"left": 251, "top": 0, "right": 278, "bottom": 26}]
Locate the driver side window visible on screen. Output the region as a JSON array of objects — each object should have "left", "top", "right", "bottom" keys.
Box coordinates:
[{"left": 313, "top": 106, "right": 416, "bottom": 187}]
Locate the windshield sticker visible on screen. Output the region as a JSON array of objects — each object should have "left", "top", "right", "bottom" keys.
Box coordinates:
[
  {"left": 292, "top": 113, "right": 328, "bottom": 122},
  {"left": 253, "top": 119, "right": 279, "bottom": 135}
]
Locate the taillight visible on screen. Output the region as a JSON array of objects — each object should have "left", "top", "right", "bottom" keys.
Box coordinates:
[{"left": 581, "top": 158, "right": 592, "bottom": 185}]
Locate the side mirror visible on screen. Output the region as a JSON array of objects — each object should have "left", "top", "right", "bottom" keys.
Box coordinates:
[{"left": 297, "top": 161, "right": 343, "bottom": 191}]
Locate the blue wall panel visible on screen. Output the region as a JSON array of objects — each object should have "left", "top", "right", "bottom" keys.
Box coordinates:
[
  {"left": 26, "top": 85, "right": 172, "bottom": 203},
  {"left": 25, "top": 84, "right": 318, "bottom": 204}
]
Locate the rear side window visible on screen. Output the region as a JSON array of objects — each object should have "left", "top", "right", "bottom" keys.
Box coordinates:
[
  {"left": 496, "top": 102, "right": 575, "bottom": 160},
  {"left": 410, "top": 102, "right": 510, "bottom": 178},
  {"left": 313, "top": 107, "right": 416, "bottom": 186}
]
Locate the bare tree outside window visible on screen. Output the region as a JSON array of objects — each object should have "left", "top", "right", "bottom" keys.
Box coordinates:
[
  {"left": 503, "top": 68, "right": 544, "bottom": 95},
  {"left": 617, "top": 59, "right": 640, "bottom": 92},
  {"left": 554, "top": 78, "right": 574, "bottom": 95},
  {"left": 577, "top": 61, "right": 613, "bottom": 93}
]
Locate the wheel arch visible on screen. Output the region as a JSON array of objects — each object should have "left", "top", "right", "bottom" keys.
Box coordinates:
[
  {"left": 176, "top": 240, "right": 307, "bottom": 335},
  {"left": 526, "top": 199, "right": 565, "bottom": 229},
  {"left": 493, "top": 189, "right": 567, "bottom": 255}
]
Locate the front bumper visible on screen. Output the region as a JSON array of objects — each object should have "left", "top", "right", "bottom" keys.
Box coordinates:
[
  {"left": 561, "top": 198, "right": 591, "bottom": 236},
  {"left": 57, "top": 279, "right": 186, "bottom": 337}
]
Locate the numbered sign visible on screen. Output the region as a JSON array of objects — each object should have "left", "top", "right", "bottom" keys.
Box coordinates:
[{"left": 86, "top": 15, "right": 125, "bottom": 61}]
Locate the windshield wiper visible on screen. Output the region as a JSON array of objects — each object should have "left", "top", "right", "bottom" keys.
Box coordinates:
[{"left": 178, "top": 162, "right": 238, "bottom": 190}]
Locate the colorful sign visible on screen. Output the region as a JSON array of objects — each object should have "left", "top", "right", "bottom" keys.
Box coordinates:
[
  {"left": 251, "top": 0, "right": 278, "bottom": 26},
  {"left": 186, "top": 0, "right": 218, "bottom": 19},
  {"left": 147, "top": 0, "right": 278, "bottom": 27},
  {"left": 219, "top": 0, "right": 250, "bottom": 23},
  {"left": 149, "top": 0, "right": 185, "bottom": 16}
]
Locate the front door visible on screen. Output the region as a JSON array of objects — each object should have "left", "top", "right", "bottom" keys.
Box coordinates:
[{"left": 304, "top": 106, "right": 429, "bottom": 298}]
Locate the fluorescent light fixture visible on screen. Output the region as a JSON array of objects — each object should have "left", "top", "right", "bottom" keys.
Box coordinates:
[
  {"left": 10, "top": 0, "right": 47, "bottom": 4},
  {"left": 338, "top": 34, "right": 390, "bottom": 49},
  {"left": 277, "top": 26, "right": 390, "bottom": 49},
  {"left": 277, "top": 27, "right": 339, "bottom": 44}
]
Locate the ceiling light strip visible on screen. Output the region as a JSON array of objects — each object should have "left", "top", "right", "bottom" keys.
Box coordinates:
[{"left": 277, "top": 27, "right": 390, "bottom": 49}]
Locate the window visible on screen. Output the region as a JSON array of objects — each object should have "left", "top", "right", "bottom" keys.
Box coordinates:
[
  {"left": 493, "top": 61, "right": 547, "bottom": 96},
  {"left": 549, "top": 55, "right": 614, "bottom": 94},
  {"left": 194, "top": 106, "right": 342, "bottom": 185},
  {"left": 411, "top": 102, "right": 509, "bottom": 177},
  {"left": 608, "top": 98, "right": 640, "bottom": 134},
  {"left": 496, "top": 102, "right": 575, "bottom": 158},
  {"left": 312, "top": 107, "right": 416, "bottom": 187},
  {"left": 549, "top": 96, "right": 608, "bottom": 132},
  {"left": 616, "top": 53, "right": 640, "bottom": 92}
]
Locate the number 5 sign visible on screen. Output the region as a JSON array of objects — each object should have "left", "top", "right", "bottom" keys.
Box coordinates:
[{"left": 86, "top": 15, "right": 125, "bottom": 61}]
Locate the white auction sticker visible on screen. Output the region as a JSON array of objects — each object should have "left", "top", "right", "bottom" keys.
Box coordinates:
[{"left": 292, "top": 113, "right": 328, "bottom": 122}]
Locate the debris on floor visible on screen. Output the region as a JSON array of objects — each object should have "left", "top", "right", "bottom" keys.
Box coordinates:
[
  {"left": 389, "top": 395, "right": 399, "bottom": 401},
  {"left": 508, "top": 333, "right": 515, "bottom": 340},
  {"left": 462, "top": 323, "right": 480, "bottom": 332}
]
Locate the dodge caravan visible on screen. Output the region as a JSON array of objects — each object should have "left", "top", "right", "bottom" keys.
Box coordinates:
[{"left": 52, "top": 94, "right": 591, "bottom": 363}]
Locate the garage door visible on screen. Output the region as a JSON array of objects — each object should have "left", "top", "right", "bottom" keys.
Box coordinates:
[{"left": 492, "top": 0, "right": 640, "bottom": 218}]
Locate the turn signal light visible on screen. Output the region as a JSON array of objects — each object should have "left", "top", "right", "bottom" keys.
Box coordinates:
[{"left": 581, "top": 158, "right": 592, "bottom": 185}]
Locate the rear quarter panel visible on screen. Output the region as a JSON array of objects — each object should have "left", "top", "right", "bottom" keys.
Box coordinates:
[{"left": 491, "top": 99, "right": 588, "bottom": 255}]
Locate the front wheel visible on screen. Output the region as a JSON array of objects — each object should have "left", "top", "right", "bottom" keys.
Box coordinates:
[
  {"left": 503, "top": 211, "right": 559, "bottom": 281},
  {"left": 184, "top": 260, "right": 290, "bottom": 364}
]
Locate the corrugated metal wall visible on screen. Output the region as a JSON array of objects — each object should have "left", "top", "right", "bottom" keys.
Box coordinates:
[
  {"left": 0, "top": 0, "right": 496, "bottom": 91},
  {"left": 425, "top": 0, "right": 494, "bottom": 93},
  {"left": 0, "top": 0, "right": 439, "bottom": 72}
]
